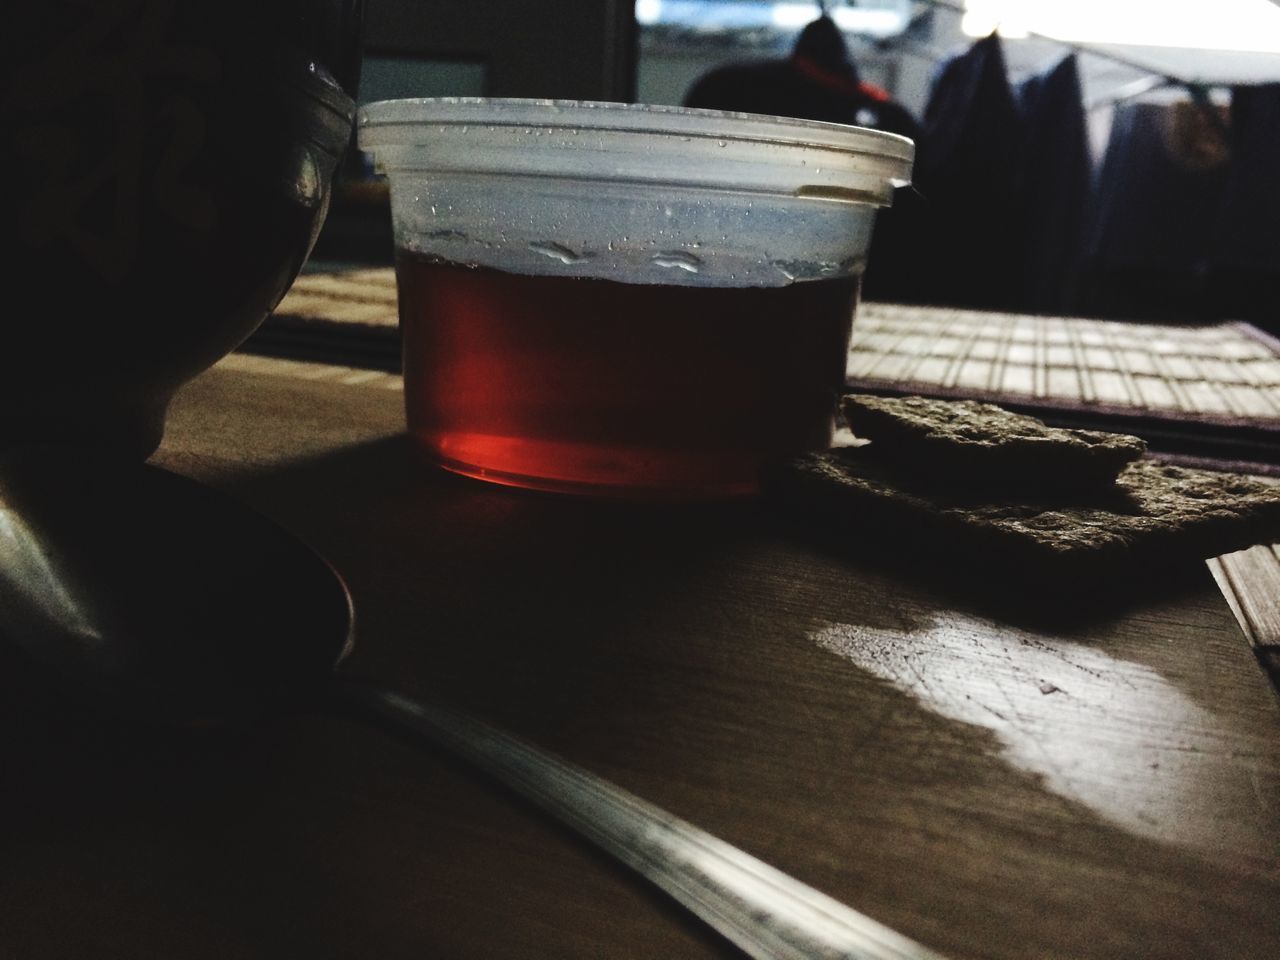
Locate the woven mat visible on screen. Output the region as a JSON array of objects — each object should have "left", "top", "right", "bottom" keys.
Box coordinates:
[
  {"left": 849, "top": 304, "right": 1280, "bottom": 423},
  {"left": 251, "top": 268, "right": 1280, "bottom": 469},
  {"left": 249, "top": 268, "right": 401, "bottom": 370},
  {"left": 847, "top": 304, "right": 1280, "bottom": 471}
]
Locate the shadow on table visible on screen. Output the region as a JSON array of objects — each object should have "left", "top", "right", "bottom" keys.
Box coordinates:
[
  {"left": 204, "top": 433, "right": 1220, "bottom": 666},
  {"left": 767, "top": 503, "right": 1215, "bottom": 634},
  {"left": 2, "top": 434, "right": 1272, "bottom": 960}
]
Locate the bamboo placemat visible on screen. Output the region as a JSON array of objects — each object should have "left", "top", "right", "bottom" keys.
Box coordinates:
[
  {"left": 250, "top": 267, "right": 401, "bottom": 369},
  {"left": 848, "top": 304, "right": 1280, "bottom": 424},
  {"left": 849, "top": 305, "right": 1280, "bottom": 471},
  {"left": 277, "top": 267, "right": 399, "bottom": 326},
  {"left": 1208, "top": 546, "right": 1280, "bottom": 696}
]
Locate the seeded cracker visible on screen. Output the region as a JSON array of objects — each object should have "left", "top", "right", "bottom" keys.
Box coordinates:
[{"left": 842, "top": 394, "right": 1147, "bottom": 489}]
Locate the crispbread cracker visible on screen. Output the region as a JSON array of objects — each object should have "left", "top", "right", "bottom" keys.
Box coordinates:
[
  {"left": 776, "top": 447, "right": 1280, "bottom": 578},
  {"left": 842, "top": 394, "right": 1146, "bottom": 489}
]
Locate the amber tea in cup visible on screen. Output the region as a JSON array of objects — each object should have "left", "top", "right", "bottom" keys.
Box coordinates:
[{"left": 359, "top": 99, "right": 913, "bottom": 497}]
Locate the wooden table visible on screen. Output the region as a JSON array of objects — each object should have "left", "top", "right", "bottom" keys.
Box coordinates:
[{"left": 3, "top": 353, "right": 1278, "bottom": 959}]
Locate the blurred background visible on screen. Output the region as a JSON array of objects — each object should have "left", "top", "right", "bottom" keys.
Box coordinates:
[{"left": 316, "top": 0, "right": 1280, "bottom": 329}]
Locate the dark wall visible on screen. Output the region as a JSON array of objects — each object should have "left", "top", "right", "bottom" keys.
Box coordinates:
[{"left": 365, "top": 0, "right": 637, "bottom": 101}]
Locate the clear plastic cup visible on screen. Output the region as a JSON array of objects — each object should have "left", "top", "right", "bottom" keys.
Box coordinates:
[{"left": 358, "top": 98, "right": 913, "bottom": 498}]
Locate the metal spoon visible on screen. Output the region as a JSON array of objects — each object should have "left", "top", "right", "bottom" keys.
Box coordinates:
[{"left": 0, "top": 448, "right": 948, "bottom": 960}]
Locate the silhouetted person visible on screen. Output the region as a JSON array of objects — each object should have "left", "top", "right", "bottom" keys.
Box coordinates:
[{"left": 684, "top": 14, "right": 921, "bottom": 140}]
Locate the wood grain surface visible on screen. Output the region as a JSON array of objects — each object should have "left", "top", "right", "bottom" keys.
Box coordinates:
[{"left": 3, "top": 355, "right": 1278, "bottom": 960}]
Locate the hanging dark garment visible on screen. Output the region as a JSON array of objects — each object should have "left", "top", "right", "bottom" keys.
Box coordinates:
[
  {"left": 1077, "top": 99, "right": 1230, "bottom": 322},
  {"left": 1207, "top": 83, "right": 1280, "bottom": 333},
  {"left": 912, "top": 33, "right": 1025, "bottom": 310},
  {"left": 1013, "top": 54, "right": 1091, "bottom": 314}
]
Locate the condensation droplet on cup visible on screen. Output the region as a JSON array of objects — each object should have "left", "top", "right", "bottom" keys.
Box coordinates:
[
  {"left": 770, "top": 258, "right": 843, "bottom": 282},
  {"left": 529, "top": 240, "right": 593, "bottom": 265},
  {"left": 717, "top": 140, "right": 727, "bottom": 147},
  {"left": 650, "top": 251, "right": 702, "bottom": 274}
]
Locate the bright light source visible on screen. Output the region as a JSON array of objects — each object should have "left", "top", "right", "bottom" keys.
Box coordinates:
[
  {"left": 832, "top": 8, "right": 906, "bottom": 38},
  {"left": 772, "top": 2, "right": 908, "bottom": 38},
  {"left": 635, "top": 0, "right": 662, "bottom": 27},
  {"left": 962, "top": 0, "right": 1280, "bottom": 53},
  {"left": 772, "top": 3, "right": 822, "bottom": 29}
]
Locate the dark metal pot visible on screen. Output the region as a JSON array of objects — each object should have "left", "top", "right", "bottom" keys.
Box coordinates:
[{"left": 0, "top": 0, "right": 364, "bottom": 456}]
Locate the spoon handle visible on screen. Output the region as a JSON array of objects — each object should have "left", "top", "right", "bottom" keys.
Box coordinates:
[{"left": 337, "top": 684, "right": 950, "bottom": 960}]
